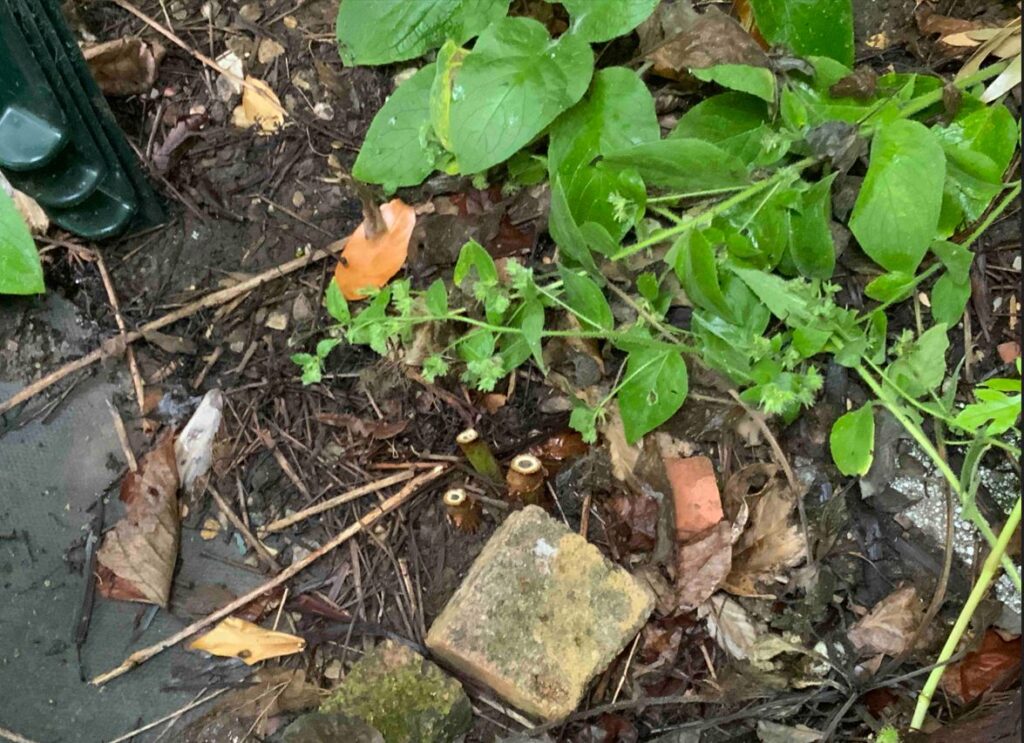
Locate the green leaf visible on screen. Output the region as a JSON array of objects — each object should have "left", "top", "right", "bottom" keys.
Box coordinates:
[
  {"left": 559, "top": 267, "right": 613, "bottom": 331},
  {"left": 618, "top": 347, "right": 689, "bottom": 444},
  {"left": 789, "top": 173, "right": 836, "bottom": 279},
  {"left": 672, "top": 230, "right": 734, "bottom": 321},
  {"left": 691, "top": 64, "right": 776, "bottom": 103},
  {"left": 453, "top": 239, "right": 498, "bottom": 287},
  {"left": 885, "top": 324, "right": 949, "bottom": 398},
  {"left": 422, "top": 354, "right": 450, "bottom": 382},
  {"left": 425, "top": 279, "right": 449, "bottom": 316},
  {"left": 325, "top": 281, "right": 350, "bottom": 324},
  {"left": 930, "top": 239, "right": 973, "bottom": 281},
  {"left": 316, "top": 338, "right": 342, "bottom": 358},
  {"left": 569, "top": 402, "right": 600, "bottom": 444},
  {"left": 548, "top": 174, "right": 600, "bottom": 276},
  {"left": 449, "top": 17, "right": 593, "bottom": 173},
  {"left": 849, "top": 120, "right": 946, "bottom": 274},
  {"left": 954, "top": 387, "right": 1022, "bottom": 436},
  {"left": 829, "top": 404, "right": 875, "bottom": 475},
  {"left": 353, "top": 65, "right": 441, "bottom": 190},
  {"left": 604, "top": 138, "right": 749, "bottom": 192},
  {"left": 748, "top": 0, "right": 854, "bottom": 67},
  {"left": 562, "top": 163, "right": 647, "bottom": 242},
  {"left": 730, "top": 266, "right": 812, "bottom": 325},
  {"left": 931, "top": 272, "right": 971, "bottom": 326},
  {"left": 291, "top": 353, "right": 323, "bottom": 385},
  {"left": 670, "top": 92, "right": 770, "bottom": 164},
  {"left": 519, "top": 298, "right": 546, "bottom": 370},
  {"left": 429, "top": 40, "right": 469, "bottom": 151},
  {"left": 864, "top": 271, "right": 915, "bottom": 303},
  {"left": 0, "top": 189, "right": 44, "bottom": 295},
  {"left": 336, "top": 0, "right": 509, "bottom": 65},
  {"left": 558, "top": 0, "right": 659, "bottom": 42}
]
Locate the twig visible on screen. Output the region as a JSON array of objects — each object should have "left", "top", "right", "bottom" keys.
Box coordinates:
[
  {"left": 0, "top": 240, "right": 346, "bottom": 416},
  {"left": 95, "top": 250, "right": 145, "bottom": 416},
  {"left": 106, "top": 400, "right": 138, "bottom": 472},
  {"left": 259, "top": 470, "right": 416, "bottom": 534},
  {"left": 107, "top": 688, "right": 227, "bottom": 743},
  {"left": 90, "top": 466, "right": 446, "bottom": 686},
  {"left": 208, "top": 484, "right": 279, "bottom": 572},
  {"left": 0, "top": 727, "right": 41, "bottom": 743}
]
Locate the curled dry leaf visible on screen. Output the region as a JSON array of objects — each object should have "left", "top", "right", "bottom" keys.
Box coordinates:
[
  {"left": 152, "top": 113, "right": 207, "bottom": 173},
  {"left": 848, "top": 585, "right": 923, "bottom": 657},
  {"left": 334, "top": 198, "right": 416, "bottom": 300},
  {"left": 96, "top": 434, "right": 180, "bottom": 607},
  {"left": 83, "top": 38, "right": 166, "bottom": 96},
  {"left": 189, "top": 616, "right": 306, "bottom": 664},
  {"left": 232, "top": 77, "right": 285, "bottom": 133},
  {"left": 674, "top": 520, "right": 734, "bottom": 611},
  {"left": 700, "top": 593, "right": 762, "bottom": 660},
  {"left": 175, "top": 389, "right": 224, "bottom": 495},
  {"left": 940, "top": 629, "right": 1022, "bottom": 704}
]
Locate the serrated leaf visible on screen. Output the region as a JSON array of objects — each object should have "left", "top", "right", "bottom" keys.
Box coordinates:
[
  {"left": 558, "top": 0, "right": 659, "bottom": 42},
  {"left": 748, "top": 0, "right": 854, "bottom": 67},
  {"left": 670, "top": 92, "right": 770, "bottom": 164},
  {"left": 885, "top": 325, "right": 949, "bottom": 398},
  {"left": 604, "top": 138, "right": 749, "bottom": 192},
  {"left": 830, "top": 404, "right": 875, "bottom": 475},
  {"left": 353, "top": 65, "right": 441, "bottom": 190},
  {"left": 672, "top": 230, "right": 734, "bottom": 321},
  {"left": 325, "top": 281, "right": 350, "bottom": 324},
  {"left": 336, "top": 0, "right": 509, "bottom": 65},
  {"left": 849, "top": 120, "right": 946, "bottom": 274},
  {"left": 789, "top": 173, "right": 837, "bottom": 279},
  {"left": 618, "top": 347, "right": 688, "bottom": 444},
  {"left": 449, "top": 17, "right": 593, "bottom": 173},
  {"left": 691, "top": 64, "right": 776, "bottom": 103},
  {"left": 931, "top": 272, "right": 971, "bottom": 326},
  {"left": 559, "top": 267, "right": 613, "bottom": 331},
  {"left": 0, "top": 188, "right": 44, "bottom": 295}
]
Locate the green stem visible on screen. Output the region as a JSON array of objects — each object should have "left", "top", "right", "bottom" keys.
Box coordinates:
[
  {"left": 646, "top": 185, "right": 749, "bottom": 204},
  {"left": 897, "top": 60, "right": 1011, "bottom": 120},
  {"left": 910, "top": 496, "right": 1022, "bottom": 730},
  {"left": 612, "top": 158, "right": 816, "bottom": 261},
  {"left": 857, "top": 365, "right": 1022, "bottom": 590}
]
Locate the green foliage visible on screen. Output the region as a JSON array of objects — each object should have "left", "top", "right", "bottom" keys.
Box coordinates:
[
  {"left": 748, "top": 0, "right": 854, "bottom": 67},
  {"left": 556, "top": 0, "right": 659, "bottom": 43},
  {"left": 603, "top": 139, "right": 749, "bottom": 192},
  {"left": 830, "top": 404, "right": 875, "bottom": 475},
  {"left": 953, "top": 365, "right": 1022, "bottom": 436},
  {"left": 691, "top": 64, "right": 776, "bottom": 104},
  {"left": 0, "top": 189, "right": 44, "bottom": 295},
  {"left": 617, "top": 346, "right": 689, "bottom": 444}
]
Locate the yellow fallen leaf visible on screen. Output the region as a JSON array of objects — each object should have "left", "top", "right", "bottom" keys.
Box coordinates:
[
  {"left": 189, "top": 616, "right": 305, "bottom": 664},
  {"left": 199, "top": 517, "right": 221, "bottom": 540},
  {"left": 232, "top": 77, "right": 285, "bottom": 134}
]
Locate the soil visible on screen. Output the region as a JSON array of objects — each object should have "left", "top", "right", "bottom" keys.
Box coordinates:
[{"left": 0, "top": 0, "right": 1020, "bottom": 741}]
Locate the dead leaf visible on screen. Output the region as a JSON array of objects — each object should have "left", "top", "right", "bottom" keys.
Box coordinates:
[
  {"left": 829, "top": 66, "right": 878, "bottom": 100},
  {"left": 601, "top": 404, "right": 642, "bottom": 483},
  {"left": 478, "top": 393, "right": 508, "bottom": 414},
  {"left": 529, "top": 429, "right": 589, "bottom": 470},
  {"left": 316, "top": 412, "right": 408, "bottom": 439},
  {"left": 334, "top": 199, "right": 416, "bottom": 300},
  {"left": 756, "top": 721, "right": 822, "bottom": 743},
  {"left": 917, "top": 9, "right": 982, "bottom": 38},
  {"left": 189, "top": 616, "right": 305, "bottom": 664},
  {"left": 83, "top": 38, "right": 165, "bottom": 96},
  {"left": 232, "top": 77, "right": 285, "bottom": 133},
  {"left": 700, "top": 593, "right": 762, "bottom": 660},
  {"left": 143, "top": 329, "right": 198, "bottom": 354},
  {"left": 96, "top": 434, "right": 180, "bottom": 607},
  {"left": 848, "top": 585, "right": 923, "bottom": 657},
  {"left": 980, "top": 55, "right": 1021, "bottom": 103},
  {"left": 664, "top": 454, "right": 723, "bottom": 542},
  {"left": 638, "top": 2, "right": 767, "bottom": 80},
  {"left": 175, "top": 389, "right": 224, "bottom": 495},
  {"left": 257, "top": 38, "right": 286, "bottom": 64},
  {"left": 200, "top": 517, "right": 222, "bottom": 540},
  {"left": 724, "top": 467, "right": 807, "bottom": 597},
  {"left": 941, "top": 629, "right": 1022, "bottom": 704},
  {"left": 153, "top": 113, "right": 207, "bottom": 173},
  {"left": 674, "top": 521, "right": 734, "bottom": 610},
  {"left": 608, "top": 491, "right": 661, "bottom": 553},
  {"left": 215, "top": 50, "right": 245, "bottom": 101},
  {"left": 177, "top": 584, "right": 285, "bottom": 622},
  {"left": 997, "top": 341, "right": 1021, "bottom": 364}
]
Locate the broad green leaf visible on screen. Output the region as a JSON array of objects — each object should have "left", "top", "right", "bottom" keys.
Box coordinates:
[
  {"left": 748, "top": 0, "right": 854, "bottom": 67},
  {"left": 325, "top": 281, "right": 350, "bottom": 324},
  {"left": 449, "top": 18, "right": 593, "bottom": 173},
  {"left": 930, "top": 272, "right": 971, "bottom": 326},
  {"left": 458, "top": 328, "right": 496, "bottom": 362},
  {"left": 618, "top": 347, "right": 688, "bottom": 444},
  {"left": 562, "top": 162, "right": 647, "bottom": 242},
  {"left": 548, "top": 175, "right": 600, "bottom": 276},
  {"left": 603, "top": 138, "right": 749, "bottom": 192},
  {"left": 864, "top": 271, "right": 915, "bottom": 303},
  {"left": 691, "top": 64, "right": 775, "bottom": 103},
  {"left": 885, "top": 324, "right": 949, "bottom": 398},
  {"left": 336, "top": 0, "right": 509, "bottom": 65},
  {"left": 549, "top": 67, "right": 660, "bottom": 173},
  {"left": 670, "top": 92, "right": 769, "bottom": 164},
  {"left": 558, "top": 0, "right": 659, "bottom": 42},
  {"left": 559, "top": 267, "right": 613, "bottom": 331},
  {"left": 849, "top": 120, "right": 946, "bottom": 274},
  {"left": 829, "top": 404, "right": 875, "bottom": 475},
  {"left": 789, "top": 173, "right": 836, "bottom": 279},
  {"left": 954, "top": 387, "right": 1022, "bottom": 436},
  {"left": 425, "top": 279, "right": 449, "bottom": 316},
  {"left": 930, "top": 239, "right": 974, "bottom": 281},
  {"left": 453, "top": 239, "right": 498, "bottom": 287},
  {"left": 579, "top": 221, "right": 620, "bottom": 257},
  {"left": 506, "top": 152, "right": 547, "bottom": 186},
  {"left": 672, "top": 230, "right": 734, "bottom": 321},
  {"left": 0, "top": 189, "right": 44, "bottom": 295},
  {"left": 316, "top": 338, "right": 342, "bottom": 358},
  {"left": 430, "top": 41, "right": 469, "bottom": 150},
  {"left": 353, "top": 65, "right": 441, "bottom": 190}
]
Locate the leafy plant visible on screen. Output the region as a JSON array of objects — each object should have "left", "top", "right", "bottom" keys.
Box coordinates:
[{"left": 0, "top": 188, "right": 44, "bottom": 295}]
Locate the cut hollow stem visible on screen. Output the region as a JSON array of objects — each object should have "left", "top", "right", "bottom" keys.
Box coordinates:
[
  {"left": 506, "top": 454, "right": 547, "bottom": 506},
  {"left": 442, "top": 488, "right": 483, "bottom": 533},
  {"left": 456, "top": 428, "right": 502, "bottom": 482}
]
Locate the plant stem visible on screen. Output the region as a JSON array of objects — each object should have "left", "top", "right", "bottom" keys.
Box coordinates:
[
  {"left": 646, "top": 186, "right": 749, "bottom": 204},
  {"left": 909, "top": 495, "right": 1022, "bottom": 731},
  {"left": 897, "top": 60, "right": 1011, "bottom": 120}
]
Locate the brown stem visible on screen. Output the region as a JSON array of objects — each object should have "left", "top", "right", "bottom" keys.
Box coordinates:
[
  {"left": 442, "top": 488, "right": 483, "bottom": 533},
  {"left": 506, "top": 454, "right": 547, "bottom": 506}
]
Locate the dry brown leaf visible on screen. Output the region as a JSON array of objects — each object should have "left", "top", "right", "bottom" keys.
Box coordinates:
[
  {"left": 232, "top": 77, "right": 285, "bottom": 133},
  {"left": 257, "top": 38, "right": 286, "bottom": 64},
  {"left": 83, "top": 38, "right": 165, "bottom": 96},
  {"left": 316, "top": 412, "right": 408, "bottom": 439},
  {"left": 334, "top": 199, "right": 415, "bottom": 300},
  {"left": 96, "top": 434, "right": 180, "bottom": 607},
  {"left": 674, "top": 521, "right": 733, "bottom": 611},
  {"left": 848, "top": 585, "right": 923, "bottom": 657},
  {"left": 601, "top": 404, "right": 642, "bottom": 483},
  {"left": 189, "top": 616, "right": 306, "bottom": 664},
  {"left": 700, "top": 593, "right": 762, "bottom": 660},
  {"left": 941, "top": 629, "right": 1022, "bottom": 704}
]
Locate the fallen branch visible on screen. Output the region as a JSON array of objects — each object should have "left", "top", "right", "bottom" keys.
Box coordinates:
[
  {"left": 90, "top": 465, "right": 446, "bottom": 686},
  {"left": 259, "top": 469, "right": 416, "bottom": 534},
  {"left": 0, "top": 240, "right": 345, "bottom": 417}
]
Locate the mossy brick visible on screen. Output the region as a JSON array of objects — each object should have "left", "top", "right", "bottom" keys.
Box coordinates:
[
  {"left": 283, "top": 711, "right": 384, "bottom": 743},
  {"left": 320, "top": 640, "right": 472, "bottom": 743},
  {"left": 425, "top": 505, "right": 655, "bottom": 721}
]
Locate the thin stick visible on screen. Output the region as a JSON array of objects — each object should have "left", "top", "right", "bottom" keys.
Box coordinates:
[
  {"left": 208, "top": 484, "right": 279, "bottom": 572},
  {"left": 90, "top": 465, "right": 446, "bottom": 686},
  {"left": 259, "top": 470, "right": 416, "bottom": 534},
  {"left": 95, "top": 250, "right": 145, "bottom": 416},
  {"left": 107, "top": 688, "right": 227, "bottom": 743},
  {"left": 106, "top": 399, "right": 138, "bottom": 472},
  {"left": 0, "top": 240, "right": 346, "bottom": 416}
]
